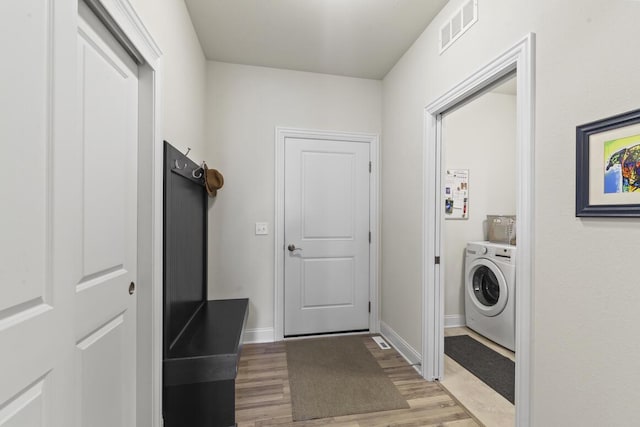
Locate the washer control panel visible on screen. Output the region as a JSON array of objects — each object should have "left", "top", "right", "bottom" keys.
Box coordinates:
[
  {"left": 494, "top": 246, "right": 513, "bottom": 260},
  {"left": 466, "top": 242, "right": 515, "bottom": 262}
]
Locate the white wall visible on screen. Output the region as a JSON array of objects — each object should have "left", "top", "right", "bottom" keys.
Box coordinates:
[
  {"left": 443, "top": 91, "right": 516, "bottom": 317},
  {"left": 205, "top": 61, "right": 382, "bottom": 334},
  {"left": 381, "top": 0, "right": 640, "bottom": 424},
  {"left": 128, "top": 0, "right": 207, "bottom": 159}
]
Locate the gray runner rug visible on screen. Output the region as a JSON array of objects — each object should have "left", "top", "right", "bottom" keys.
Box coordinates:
[
  {"left": 285, "top": 335, "right": 409, "bottom": 421},
  {"left": 444, "top": 334, "right": 515, "bottom": 403}
]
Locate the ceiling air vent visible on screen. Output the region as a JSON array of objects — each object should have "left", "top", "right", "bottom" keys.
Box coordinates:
[{"left": 439, "top": 0, "right": 478, "bottom": 54}]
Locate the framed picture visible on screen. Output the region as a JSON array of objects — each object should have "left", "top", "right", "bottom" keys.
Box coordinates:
[{"left": 576, "top": 108, "right": 640, "bottom": 217}]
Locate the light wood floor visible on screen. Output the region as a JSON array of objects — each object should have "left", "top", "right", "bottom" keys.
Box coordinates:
[
  {"left": 441, "top": 327, "right": 515, "bottom": 427},
  {"left": 236, "top": 335, "right": 481, "bottom": 426}
]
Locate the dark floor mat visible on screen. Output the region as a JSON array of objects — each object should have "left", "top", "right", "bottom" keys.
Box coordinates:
[{"left": 444, "top": 334, "right": 515, "bottom": 404}]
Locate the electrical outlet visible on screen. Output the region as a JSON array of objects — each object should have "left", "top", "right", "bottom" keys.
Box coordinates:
[{"left": 255, "top": 222, "right": 269, "bottom": 235}]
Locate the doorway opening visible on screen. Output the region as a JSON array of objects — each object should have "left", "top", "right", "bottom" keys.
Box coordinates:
[
  {"left": 422, "top": 34, "right": 535, "bottom": 427},
  {"left": 440, "top": 75, "right": 517, "bottom": 426}
]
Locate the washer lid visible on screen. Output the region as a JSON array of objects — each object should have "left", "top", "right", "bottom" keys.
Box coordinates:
[{"left": 467, "top": 258, "right": 508, "bottom": 316}]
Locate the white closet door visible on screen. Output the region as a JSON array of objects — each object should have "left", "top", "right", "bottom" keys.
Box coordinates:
[
  {"left": 0, "top": 1, "right": 74, "bottom": 425},
  {"left": 0, "top": 2, "right": 139, "bottom": 426},
  {"left": 73, "top": 4, "right": 139, "bottom": 426}
]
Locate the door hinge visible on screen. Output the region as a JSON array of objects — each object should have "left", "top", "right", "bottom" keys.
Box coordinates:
[
  {"left": 369, "top": 231, "right": 371, "bottom": 243},
  {"left": 369, "top": 161, "right": 372, "bottom": 173},
  {"left": 435, "top": 256, "right": 440, "bottom": 265},
  {"left": 368, "top": 301, "right": 371, "bottom": 313}
]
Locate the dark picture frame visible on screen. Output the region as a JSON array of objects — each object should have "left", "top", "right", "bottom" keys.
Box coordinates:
[{"left": 576, "top": 108, "right": 640, "bottom": 217}]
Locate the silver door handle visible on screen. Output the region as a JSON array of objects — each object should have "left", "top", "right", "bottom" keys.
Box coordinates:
[{"left": 288, "top": 244, "right": 302, "bottom": 252}]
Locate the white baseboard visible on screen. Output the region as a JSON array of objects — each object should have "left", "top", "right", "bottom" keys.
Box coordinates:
[
  {"left": 379, "top": 321, "right": 422, "bottom": 370},
  {"left": 444, "top": 314, "right": 466, "bottom": 328},
  {"left": 243, "top": 327, "right": 274, "bottom": 344}
]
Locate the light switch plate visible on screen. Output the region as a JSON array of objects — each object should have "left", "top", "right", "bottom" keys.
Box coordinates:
[{"left": 255, "top": 222, "right": 269, "bottom": 235}]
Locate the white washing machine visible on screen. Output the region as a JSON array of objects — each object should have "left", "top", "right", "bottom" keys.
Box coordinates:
[{"left": 465, "top": 241, "right": 516, "bottom": 351}]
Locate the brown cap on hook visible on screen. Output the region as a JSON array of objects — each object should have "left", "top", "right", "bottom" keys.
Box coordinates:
[{"left": 203, "top": 162, "right": 224, "bottom": 197}]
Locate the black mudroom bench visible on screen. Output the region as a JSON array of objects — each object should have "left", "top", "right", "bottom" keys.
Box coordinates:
[
  {"left": 163, "top": 142, "right": 249, "bottom": 427},
  {"left": 164, "top": 298, "right": 248, "bottom": 427}
]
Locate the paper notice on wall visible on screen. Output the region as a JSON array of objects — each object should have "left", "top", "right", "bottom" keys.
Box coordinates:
[{"left": 444, "top": 169, "right": 469, "bottom": 220}]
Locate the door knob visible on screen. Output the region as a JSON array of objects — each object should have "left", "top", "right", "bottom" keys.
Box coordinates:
[
  {"left": 129, "top": 281, "right": 135, "bottom": 295},
  {"left": 288, "top": 244, "right": 302, "bottom": 252}
]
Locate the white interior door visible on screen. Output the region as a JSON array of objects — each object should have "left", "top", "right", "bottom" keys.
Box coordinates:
[
  {"left": 0, "top": 1, "right": 73, "bottom": 425},
  {"left": 0, "top": 2, "right": 139, "bottom": 426},
  {"left": 284, "top": 137, "right": 370, "bottom": 336},
  {"left": 73, "top": 3, "right": 139, "bottom": 426}
]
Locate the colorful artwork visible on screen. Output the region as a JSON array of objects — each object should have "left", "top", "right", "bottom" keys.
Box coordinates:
[
  {"left": 576, "top": 108, "right": 640, "bottom": 217},
  {"left": 604, "top": 134, "right": 640, "bottom": 193}
]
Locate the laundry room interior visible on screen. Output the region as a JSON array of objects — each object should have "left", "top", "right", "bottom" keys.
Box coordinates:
[{"left": 441, "top": 74, "right": 518, "bottom": 425}]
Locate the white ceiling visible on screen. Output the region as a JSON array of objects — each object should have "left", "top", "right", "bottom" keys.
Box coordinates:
[{"left": 184, "top": 0, "right": 450, "bottom": 80}]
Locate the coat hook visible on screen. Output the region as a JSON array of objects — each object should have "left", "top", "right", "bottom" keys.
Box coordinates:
[
  {"left": 192, "top": 161, "right": 204, "bottom": 179},
  {"left": 174, "top": 147, "right": 191, "bottom": 170}
]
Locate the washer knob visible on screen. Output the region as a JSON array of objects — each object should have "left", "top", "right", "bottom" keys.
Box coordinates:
[{"left": 479, "top": 246, "right": 488, "bottom": 255}]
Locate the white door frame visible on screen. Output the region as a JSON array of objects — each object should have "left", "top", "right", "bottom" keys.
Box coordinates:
[
  {"left": 275, "top": 127, "right": 380, "bottom": 341},
  {"left": 85, "top": 1, "right": 163, "bottom": 426},
  {"left": 422, "top": 34, "right": 535, "bottom": 426}
]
